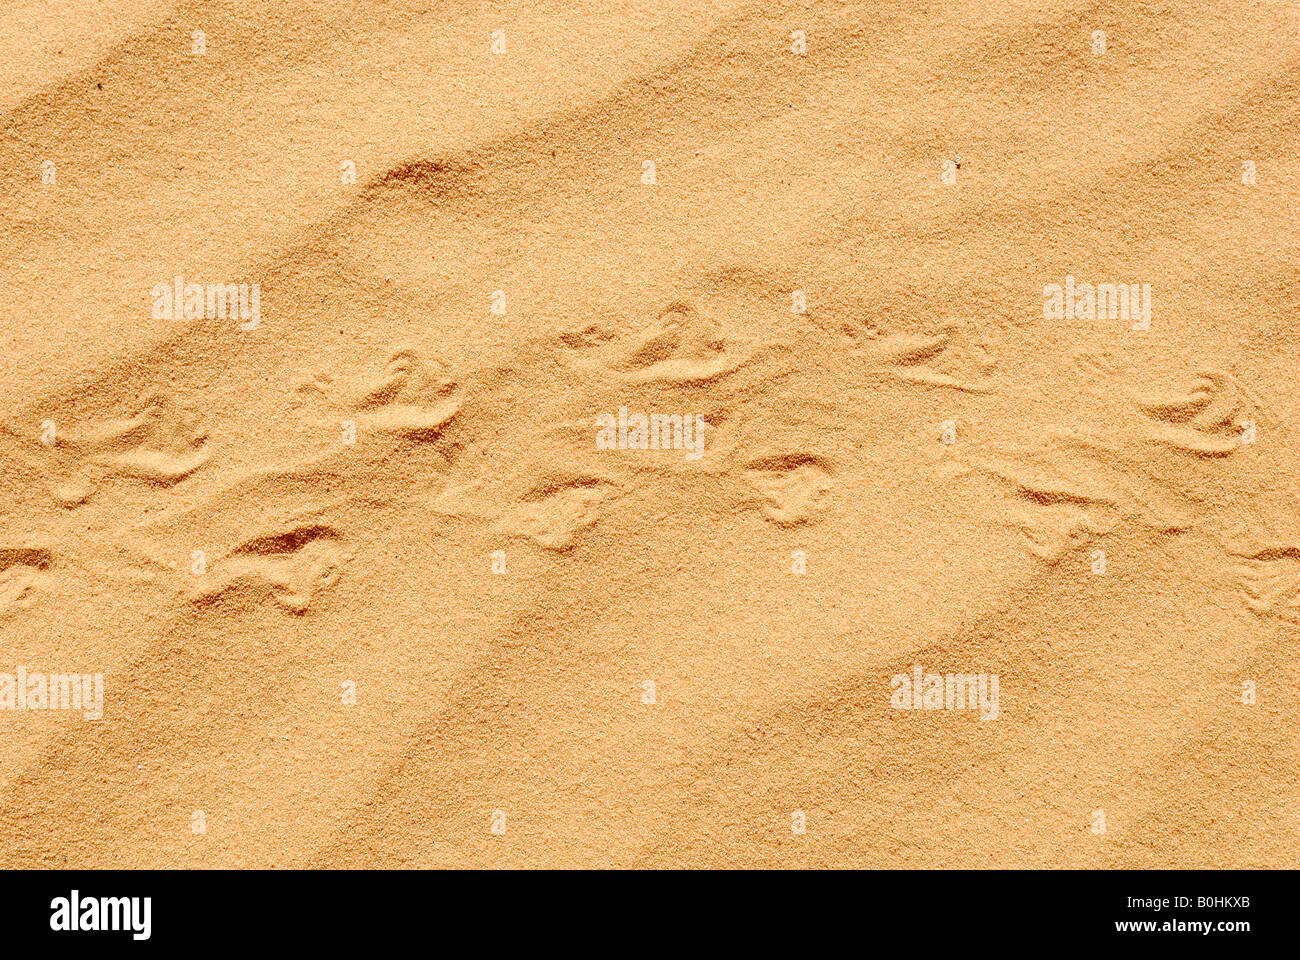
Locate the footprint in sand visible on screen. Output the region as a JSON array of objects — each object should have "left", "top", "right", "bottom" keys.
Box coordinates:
[
  {"left": 960, "top": 429, "right": 1194, "bottom": 564},
  {"left": 1226, "top": 543, "right": 1300, "bottom": 626},
  {"left": 865, "top": 323, "right": 995, "bottom": 393},
  {"left": 0, "top": 547, "right": 53, "bottom": 616},
  {"left": 1136, "top": 371, "right": 1251, "bottom": 457},
  {"left": 352, "top": 349, "right": 462, "bottom": 439},
  {"left": 44, "top": 394, "right": 210, "bottom": 503},
  {"left": 295, "top": 347, "right": 462, "bottom": 443},
  {"left": 191, "top": 522, "right": 345, "bottom": 614},
  {"left": 497, "top": 476, "right": 618, "bottom": 551},
  {"left": 1069, "top": 346, "right": 1129, "bottom": 383},
  {"left": 432, "top": 413, "right": 620, "bottom": 552},
  {"left": 562, "top": 299, "right": 747, "bottom": 387},
  {"left": 999, "top": 501, "right": 1112, "bottom": 565},
  {"left": 742, "top": 454, "right": 833, "bottom": 526}
]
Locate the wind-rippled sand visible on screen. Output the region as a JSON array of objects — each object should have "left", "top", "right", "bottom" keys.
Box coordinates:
[{"left": 1, "top": 0, "right": 1298, "bottom": 868}]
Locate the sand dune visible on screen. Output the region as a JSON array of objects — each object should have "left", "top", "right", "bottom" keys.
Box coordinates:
[{"left": 1, "top": 0, "right": 1297, "bottom": 868}]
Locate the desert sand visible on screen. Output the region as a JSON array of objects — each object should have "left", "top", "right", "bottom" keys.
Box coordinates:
[{"left": 0, "top": 0, "right": 1298, "bottom": 868}]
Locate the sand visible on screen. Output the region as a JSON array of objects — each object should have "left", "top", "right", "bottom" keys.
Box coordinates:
[{"left": 0, "top": 0, "right": 1297, "bottom": 869}]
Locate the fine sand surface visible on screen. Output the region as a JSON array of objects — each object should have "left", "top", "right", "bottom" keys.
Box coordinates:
[{"left": 1, "top": 1, "right": 1298, "bottom": 868}]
